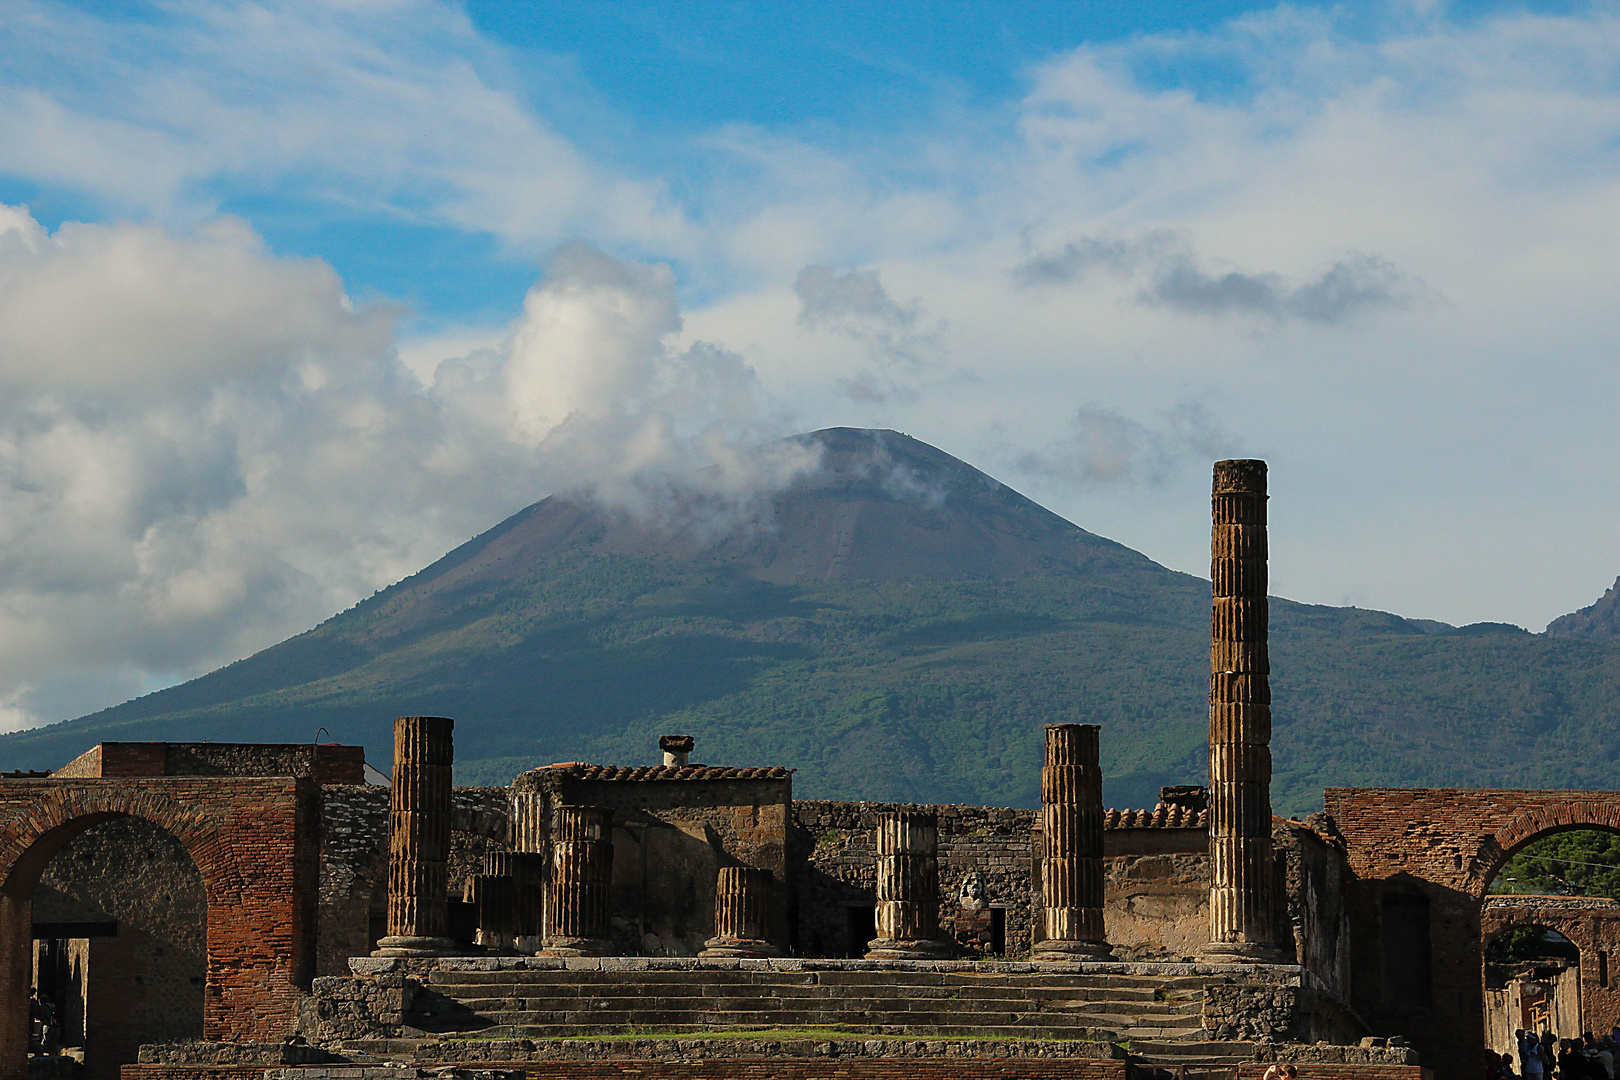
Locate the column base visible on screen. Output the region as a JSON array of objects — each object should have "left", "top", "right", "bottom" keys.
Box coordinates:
[
  {"left": 865, "top": 937, "right": 957, "bottom": 961},
  {"left": 372, "top": 935, "right": 457, "bottom": 957},
  {"left": 1030, "top": 938, "right": 1114, "bottom": 962},
  {"left": 513, "top": 934, "right": 545, "bottom": 955},
  {"left": 699, "top": 936, "right": 780, "bottom": 959},
  {"left": 1200, "top": 940, "right": 1291, "bottom": 963},
  {"left": 539, "top": 935, "right": 613, "bottom": 957}
]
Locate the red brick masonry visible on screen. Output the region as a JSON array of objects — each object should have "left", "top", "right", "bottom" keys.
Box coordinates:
[{"left": 0, "top": 777, "right": 320, "bottom": 1080}]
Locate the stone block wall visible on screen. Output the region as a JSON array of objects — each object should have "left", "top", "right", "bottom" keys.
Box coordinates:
[{"left": 792, "top": 801, "right": 1037, "bottom": 957}]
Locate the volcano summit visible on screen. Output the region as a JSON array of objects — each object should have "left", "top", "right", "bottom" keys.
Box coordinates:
[{"left": 4, "top": 427, "right": 1620, "bottom": 812}]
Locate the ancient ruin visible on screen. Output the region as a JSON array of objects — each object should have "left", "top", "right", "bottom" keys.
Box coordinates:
[{"left": 4, "top": 458, "right": 1615, "bottom": 1080}]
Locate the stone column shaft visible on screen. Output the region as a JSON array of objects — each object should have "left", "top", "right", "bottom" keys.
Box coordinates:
[
  {"left": 700, "top": 866, "right": 778, "bottom": 958},
  {"left": 866, "top": 811, "right": 953, "bottom": 959},
  {"left": 464, "top": 872, "right": 516, "bottom": 952},
  {"left": 1204, "top": 459, "right": 1284, "bottom": 961},
  {"left": 374, "top": 715, "right": 456, "bottom": 956},
  {"left": 1033, "top": 723, "right": 1112, "bottom": 960},
  {"left": 542, "top": 805, "right": 613, "bottom": 956}
]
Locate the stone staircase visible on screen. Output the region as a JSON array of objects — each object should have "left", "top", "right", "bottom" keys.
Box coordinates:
[{"left": 376, "top": 965, "right": 1259, "bottom": 1066}]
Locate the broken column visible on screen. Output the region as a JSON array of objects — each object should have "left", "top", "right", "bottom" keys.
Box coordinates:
[
  {"left": 541, "top": 805, "right": 614, "bottom": 956},
  {"left": 463, "top": 871, "right": 516, "bottom": 953},
  {"left": 866, "top": 811, "right": 953, "bottom": 959},
  {"left": 1032, "top": 723, "right": 1112, "bottom": 961},
  {"left": 373, "top": 715, "right": 457, "bottom": 957},
  {"left": 700, "top": 866, "right": 779, "bottom": 958},
  {"left": 508, "top": 790, "right": 547, "bottom": 953},
  {"left": 1204, "top": 459, "right": 1285, "bottom": 961}
]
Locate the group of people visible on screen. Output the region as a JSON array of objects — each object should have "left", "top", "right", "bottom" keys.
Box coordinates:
[{"left": 1489, "top": 1029, "right": 1620, "bottom": 1080}]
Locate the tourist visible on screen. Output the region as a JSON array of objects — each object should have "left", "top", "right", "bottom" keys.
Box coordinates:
[
  {"left": 1526, "top": 1035, "right": 1547, "bottom": 1080},
  {"left": 1596, "top": 1037, "right": 1615, "bottom": 1080},
  {"left": 1504, "top": 1052, "right": 1521, "bottom": 1079}
]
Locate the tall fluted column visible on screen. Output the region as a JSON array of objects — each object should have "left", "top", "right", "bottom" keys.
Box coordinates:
[
  {"left": 700, "top": 867, "right": 779, "bottom": 958},
  {"left": 1204, "top": 459, "right": 1285, "bottom": 961},
  {"left": 1032, "top": 723, "right": 1112, "bottom": 961},
  {"left": 541, "top": 805, "right": 614, "bottom": 956},
  {"left": 374, "top": 716, "right": 457, "bottom": 957},
  {"left": 866, "top": 811, "right": 953, "bottom": 959}
]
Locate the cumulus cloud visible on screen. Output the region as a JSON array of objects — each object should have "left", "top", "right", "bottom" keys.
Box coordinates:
[
  {"left": 0, "top": 209, "right": 810, "bottom": 732},
  {"left": 1014, "top": 232, "right": 1422, "bottom": 325},
  {"left": 1017, "top": 403, "right": 1240, "bottom": 488}
]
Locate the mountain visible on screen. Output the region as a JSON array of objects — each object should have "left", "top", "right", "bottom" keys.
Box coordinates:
[
  {"left": 6, "top": 427, "right": 1620, "bottom": 815},
  {"left": 1546, "top": 577, "right": 1620, "bottom": 638}
]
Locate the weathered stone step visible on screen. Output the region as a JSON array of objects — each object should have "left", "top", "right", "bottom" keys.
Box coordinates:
[
  {"left": 470, "top": 1023, "right": 1127, "bottom": 1040},
  {"left": 1127, "top": 1039, "right": 1259, "bottom": 1065},
  {"left": 425, "top": 969, "right": 1215, "bottom": 991},
  {"left": 445, "top": 993, "right": 1201, "bottom": 1017}
]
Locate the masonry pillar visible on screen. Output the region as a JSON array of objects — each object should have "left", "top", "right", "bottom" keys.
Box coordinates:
[
  {"left": 866, "top": 811, "right": 953, "bottom": 959},
  {"left": 463, "top": 872, "right": 516, "bottom": 953},
  {"left": 542, "top": 805, "right": 613, "bottom": 956},
  {"left": 701, "top": 866, "right": 778, "bottom": 958},
  {"left": 1032, "top": 723, "right": 1112, "bottom": 961},
  {"left": 1204, "top": 459, "right": 1285, "bottom": 961},
  {"left": 374, "top": 715, "right": 456, "bottom": 957}
]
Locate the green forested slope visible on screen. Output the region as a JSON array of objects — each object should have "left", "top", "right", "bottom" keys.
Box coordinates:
[{"left": 3, "top": 429, "right": 1618, "bottom": 815}]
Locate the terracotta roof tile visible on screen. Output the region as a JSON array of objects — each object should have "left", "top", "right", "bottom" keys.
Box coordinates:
[
  {"left": 1104, "top": 803, "right": 1207, "bottom": 829},
  {"left": 542, "top": 763, "right": 793, "bottom": 782}
]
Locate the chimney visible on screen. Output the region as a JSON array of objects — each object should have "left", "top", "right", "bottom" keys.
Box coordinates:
[{"left": 659, "top": 734, "right": 694, "bottom": 767}]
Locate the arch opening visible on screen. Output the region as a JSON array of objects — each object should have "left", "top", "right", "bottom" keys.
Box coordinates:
[
  {"left": 24, "top": 815, "right": 206, "bottom": 1080},
  {"left": 1482, "top": 828, "right": 1620, "bottom": 1067}
]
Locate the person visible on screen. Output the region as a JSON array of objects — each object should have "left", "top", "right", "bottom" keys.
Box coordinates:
[
  {"left": 1526, "top": 1038, "right": 1546, "bottom": 1080},
  {"left": 1503, "top": 1052, "right": 1521, "bottom": 1079},
  {"left": 26, "top": 987, "right": 40, "bottom": 1054},
  {"left": 1596, "top": 1037, "right": 1615, "bottom": 1080}
]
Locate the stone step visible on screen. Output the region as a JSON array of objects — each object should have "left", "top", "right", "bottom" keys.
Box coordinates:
[
  {"left": 430, "top": 981, "right": 1191, "bottom": 1002},
  {"left": 425, "top": 970, "right": 1215, "bottom": 991},
  {"left": 469, "top": 1023, "right": 1128, "bottom": 1040},
  {"left": 463, "top": 1005, "right": 1201, "bottom": 1028},
  {"left": 1127, "top": 1040, "right": 1259, "bottom": 1065},
  {"left": 443, "top": 993, "right": 1201, "bottom": 1016}
]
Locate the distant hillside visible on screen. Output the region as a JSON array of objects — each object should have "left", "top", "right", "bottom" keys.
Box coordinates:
[
  {"left": 1546, "top": 576, "right": 1620, "bottom": 638},
  {"left": 5, "top": 427, "right": 1620, "bottom": 816}
]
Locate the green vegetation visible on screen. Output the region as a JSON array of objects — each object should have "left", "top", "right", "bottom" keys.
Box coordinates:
[
  {"left": 1485, "top": 926, "right": 1579, "bottom": 967},
  {"left": 1492, "top": 830, "right": 1620, "bottom": 898},
  {"left": 6, "top": 429, "right": 1620, "bottom": 816}
]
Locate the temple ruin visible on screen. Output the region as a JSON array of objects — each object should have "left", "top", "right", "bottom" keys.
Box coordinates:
[{"left": 2, "top": 460, "right": 1615, "bottom": 1080}]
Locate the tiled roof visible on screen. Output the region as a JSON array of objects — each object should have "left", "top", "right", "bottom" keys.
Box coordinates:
[
  {"left": 544, "top": 764, "right": 793, "bottom": 782},
  {"left": 1104, "top": 803, "right": 1206, "bottom": 829}
]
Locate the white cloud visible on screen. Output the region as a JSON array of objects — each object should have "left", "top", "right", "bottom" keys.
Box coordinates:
[{"left": 0, "top": 208, "right": 810, "bottom": 730}]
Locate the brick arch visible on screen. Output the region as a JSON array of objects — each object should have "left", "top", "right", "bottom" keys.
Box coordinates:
[
  {"left": 0, "top": 777, "right": 318, "bottom": 1080},
  {"left": 1480, "top": 799, "right": 1620, "bottom": 900},
  {"left": 0, "top": 784, "right": 236, "bottom": 902}
]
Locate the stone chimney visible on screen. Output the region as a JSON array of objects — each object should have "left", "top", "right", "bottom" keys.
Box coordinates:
[
  {"left": 1203, "top": 459, "right": 1285, "bottom": 962},
  {"left": 660, "top": 734, "right": 694, "bottom": 767}
]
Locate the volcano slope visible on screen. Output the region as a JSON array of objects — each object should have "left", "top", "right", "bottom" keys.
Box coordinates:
[{"left": 5, "top": 427, "right": 1620, "bottom": 814}]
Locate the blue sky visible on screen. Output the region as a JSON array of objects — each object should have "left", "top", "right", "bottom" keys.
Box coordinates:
[{"left": 0, "top": 0, "right": 1619, "bottom": 729}]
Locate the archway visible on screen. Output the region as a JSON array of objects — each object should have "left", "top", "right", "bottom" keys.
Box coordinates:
[
  {"left": 1326, "top": 786, "right": 1620, "bottom": 1080},
  {"left": 0, "top": 777, "right": 318, "bottom": 1080},
  {"left": 1481, "top": 922, "right": 1584, "bottom": 1060},
  {"left": 32, "top": 816, "right": 206, "bottom": 1080}
]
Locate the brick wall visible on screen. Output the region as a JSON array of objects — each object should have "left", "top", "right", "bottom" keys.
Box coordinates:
[
  {"left": 0, "top": 776, "right": 320, "bottom": 1080},
  {"left": 1324, "top": 787, "right": 1620, "bottom": 1080}
]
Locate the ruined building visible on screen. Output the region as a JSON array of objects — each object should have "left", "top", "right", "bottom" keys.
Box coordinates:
[{"left": 0, "top": 461, "right": 1613, "bottom": 1080}]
